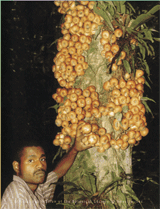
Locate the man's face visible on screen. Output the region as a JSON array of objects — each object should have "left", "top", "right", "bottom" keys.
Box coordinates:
[{"left": 17, "top": 146, "right": 47, "bottom": 190}]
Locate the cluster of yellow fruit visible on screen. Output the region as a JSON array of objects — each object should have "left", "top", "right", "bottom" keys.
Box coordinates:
[
  {"left": 52, "top": 1, "right": 149, "bottom": 152},
  {"left": 52, "top": 86, "right": 102, "bottom": 126},
  {"left": 100, "top": 29, "right": 127, "bottom": 71},
  {"left": 103, "top": 69, "right": 149, "bottom": 149},
  {"left": 52, "top": 69, "right": 149, "bottom": 151},
  {"left": 53, "top": 133, "right": 72, "bottom": 150},
  {"left": 53, "top": 121, "right": 112, "bottom": 153},
  {"left": 52, "top": 86, "right": 113, "bottom": 152},
  {"left": 54, "top": 1, "right": 102, "bottom": 35},
  {"left": 52, "top": 1, "right": 104, "bottom": 88},
  {"left": 52, "top": 33, "right": 90, "bottom": 89}
]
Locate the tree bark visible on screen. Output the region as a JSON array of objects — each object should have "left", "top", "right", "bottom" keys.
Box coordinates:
[{"left": 64, "top": 33, "right": 134, "bottom": 209}]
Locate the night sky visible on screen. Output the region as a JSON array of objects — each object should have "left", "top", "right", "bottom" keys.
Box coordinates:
[{"left": 1, "top": 1, "right": 159, "bottom": 207}]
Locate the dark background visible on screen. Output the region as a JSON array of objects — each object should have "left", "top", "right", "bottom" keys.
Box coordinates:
[{"left": 1, "top": 1, "right": 159, "bottom": 208}]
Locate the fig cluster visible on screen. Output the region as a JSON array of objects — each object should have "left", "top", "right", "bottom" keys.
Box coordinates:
[
  {"left": 52, "top": 1, "right": 149, "bottom": 152},
  {"left": 103, "top": 69, "right": 148, "bottom": 149},
  {"left": 52, "top": 86, "right": 111, "bottom": 152},
  {"left": 53, "top": 1, "right": 104, "bottom": 88}
]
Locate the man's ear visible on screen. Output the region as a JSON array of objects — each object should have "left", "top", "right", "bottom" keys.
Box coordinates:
[{"left": 12, "top": 161, "right": 20, "bottom": 175}]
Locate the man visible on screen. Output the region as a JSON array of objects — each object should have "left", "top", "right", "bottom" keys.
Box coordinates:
[{"left": 1, "top": 123, "right": 91, "bottom": 209}]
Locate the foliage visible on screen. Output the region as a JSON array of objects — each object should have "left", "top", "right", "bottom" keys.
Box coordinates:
[
  {"left": 92, "top": 1, "right": 159, "bottom": 116},
  {"left": 51, "top": 169, "right": 142, "bottom": 209}
]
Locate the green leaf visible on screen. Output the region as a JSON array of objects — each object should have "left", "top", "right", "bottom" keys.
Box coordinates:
[
  {"left": 87, "top": 165, "right": 96, "bottom": 174},
  {"left": 48, "top": 39, "right": 58, "bottom": 48},
  {"left": 119, "top": 2, "right": 126, "bottom": 6},
  {"left": 144, "top": 29, "right": 154, "bottom": 43},
  {"left": 104, "top": 199, "right": 115, "bottom": 209},
  {"left": 121, "top": 5, "right": 126, "bottom": 14},
  {"left": 119, "top": 1, "right": 126, "bottom": 14},
  {"left": 147, "top": 5, "right": 160, "bottom": 16},
  {"left": 147, "top": 178, "right": 159, "bottom": 185},
  {"left": 107, "top": 1, "right": 116, "bottom": 9},
  {"left": 117, "top": 188, "right": 127, "bottom": 207},
  {"left": 108, "top": 5, "right": 115, "bottom": 16},
  {"left": 85, "top": 149, "right": 91, "bottom": 158},
  {"left": 72, "top": 177, "right": 80, "bottom": 182},
  {"left": 77, "top": 152, "right": 85, "bottom": 164},
  {"left": 111, "top": 171, "right": 122, "bottom": 182},
  {"left": 82, "top": 173, "right": 94, "bottom": 194},
  {"left": 113, "top": 1, "right": 121, "bottom": 13},
  {"left": 131, "top": 56, "right": 135, "bottom": 74},
  {"left": 70, "top": 164, "right": 80, "bottom": 174},
  {"left": 123, "top": 59, "right": 131, "bottom": 73},
  {"left": 126, "top": 2, "right": 136, "bottom": 14},
  {"left": 141, "top": 97, "right": 156, "bottom": 103},
  {"left": 131, "top": 14, "right": 154, "bottom": 29},
  {"left": 52, "top": 147, "right": 62, "bottom": 163},
  {"left": 148, "top": 44, "right": 155, "bottom": 56},
  {"left": 93, "top": 5, "right": 114, "bottom": 31},
  {"left": 118, "top": 165, "right": 124, "bottom": 174},
  {"left": 114, "top": 112, "right": 123, "bottom": 122},
  {"left": 122, "top": 105, "right": 129, "bottom": 113},
  {"left": 103, "top": 156, "right": 108, "bottom": 161},
  {"left": 89, "top": 174, "right": 97, "bottom": 194},
  {"left": 123, "top": 45, "right": 130, "bottom": 57},
  {"left": 83, "top": 160, "right": 88, "bottom": 171},
  {"left": 130, "top": 5, "right": 160, "bottom": 29},
  {"left": 98, "top": 183, "right": 111, "bottom": 197},
  {"left": 138, "top": 42, "right": 146, "bottom": 60},
  {"left": 144, "top": 79, "right": 151, "bottom": 88},
  {"left": 105, "top": 10, "right": 113, "bottom": 22},
  {"left": 125, "top": 14, "right": 131, "bottom": 28},
  {"left": 63, "top": 96, "right": 68, "bottom": 102},
  {"left": 141, "top": 101, "right": 153, "bottom": 116},
  {"left": 99, "top": 173, "right": 121, "bottom": 196},
  {"left": 138, "top": 38, "right": 150, "bottom": 57},
  {"left": 48, "top": 104, "right": 59, "bottom": 112},
  {"left": 97, "top": 1, "right": 108, "bottom": 11},
  {"left": 154, "top": 37, "right": 160, "bottom": 42},
  {"left": 79, "top": 184, "right": 86, "bottom": 192},
  {"left": 124, "top": 185, "right": 140, "bottom": 203},
  {"left": 84, "top": 173, "right": 97, "bottom": 194},
  {"left": 143, "top": 60, "right": 150, "bottom": 76}
]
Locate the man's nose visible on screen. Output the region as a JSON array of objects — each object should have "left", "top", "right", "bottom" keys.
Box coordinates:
[{"left": 36, "top": 160, "right": 44, "bottom": 168}]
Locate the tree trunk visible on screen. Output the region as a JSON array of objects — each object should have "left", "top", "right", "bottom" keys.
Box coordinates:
[{"left": 64, "top": 33, "right": 134, "bottom": 209}]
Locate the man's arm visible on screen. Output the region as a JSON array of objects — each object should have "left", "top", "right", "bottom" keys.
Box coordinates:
[{"left": 53, "top": 122, "right": 91, "bottom": 179}]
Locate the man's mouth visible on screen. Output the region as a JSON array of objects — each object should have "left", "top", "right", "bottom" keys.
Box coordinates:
[{"left": 34, "top": 170, "right": 46, "bottom": 176}]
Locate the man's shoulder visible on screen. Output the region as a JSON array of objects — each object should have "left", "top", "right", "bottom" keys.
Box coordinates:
[
  {"left": 2, "top": 179, "right": 27, "bottom": 200},
  {"left": 38, "top": 171, "right": 58, "bottom": 190},
  {"left": 1, "top": 180, "right": 32, "bottom": 209},
  {"left": 46, "top": 171, "right": 58, "bottom": 181},
  {"left": 2, "top": 176, "right": 30, "bottom": 200}
]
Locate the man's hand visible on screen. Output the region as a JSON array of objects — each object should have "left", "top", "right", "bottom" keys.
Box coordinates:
[
  {"left": 53, "top": 121, "right": 92, "bottom": 179},
  {"left": 72, "top": 122, "right": 92, "bottom": 152}
]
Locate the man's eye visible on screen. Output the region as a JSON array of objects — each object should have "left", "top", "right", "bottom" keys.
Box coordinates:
[
  {"left": 28, "top": 159, "right": 34, "bottom": 163},
  {"left": 40, "top": 158, "right": 46, "bottom": 162}
]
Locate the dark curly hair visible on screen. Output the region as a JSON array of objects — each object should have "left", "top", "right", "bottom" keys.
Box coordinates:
[{"left": 13, "top": 130, "right": 47, "bottom": 163}]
